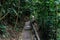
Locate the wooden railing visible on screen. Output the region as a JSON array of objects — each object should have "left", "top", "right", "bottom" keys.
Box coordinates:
[{"left": 32, "top": 24, "right": 40, "bottom": 40}]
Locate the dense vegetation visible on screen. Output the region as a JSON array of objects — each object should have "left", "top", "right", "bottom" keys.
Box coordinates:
[{"left": 0, "top": 0, "right": 60, "bottom": 40}]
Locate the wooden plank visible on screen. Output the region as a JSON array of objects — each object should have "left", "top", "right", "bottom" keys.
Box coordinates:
[{"left": 22, "top": 30, "right": 32, "bottom": 40}]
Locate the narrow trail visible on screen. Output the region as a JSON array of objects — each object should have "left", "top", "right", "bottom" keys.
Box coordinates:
[
  {"left": 19, "top": 20, "right": 40, "bottom": 40},
  {"left": 21, "top": 21, "right": 33, "bottom": 40},
  {"left": 21, "top": 29, "right": 33, "bottom": 40}
]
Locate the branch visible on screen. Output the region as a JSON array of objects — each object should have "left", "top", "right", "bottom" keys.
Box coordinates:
[{"left": 0, "top": 13, "right": 8, "bottom": 21}]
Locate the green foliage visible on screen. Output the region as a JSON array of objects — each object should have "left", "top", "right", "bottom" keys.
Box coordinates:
[
  {"left": 0, "top": 24, "right": 6, "bottom": 34},
  {"left": 32, "top": 0, "right": 60, "bottom": 40},
  {"left": 0, "top": 0, "right": 32, "bottom": 37}
]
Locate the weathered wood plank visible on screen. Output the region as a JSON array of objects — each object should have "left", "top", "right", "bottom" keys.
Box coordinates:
[{"left": 22, "top": 30, "right": 32, "bottom": 40}]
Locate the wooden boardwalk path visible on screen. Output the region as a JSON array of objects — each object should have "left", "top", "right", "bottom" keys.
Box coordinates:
[
  {"left": 21, "top": 21, "right": 33, "bottom": 40},
  {"left": 22, "top": 29, "right": 33, "bottom": 40}
]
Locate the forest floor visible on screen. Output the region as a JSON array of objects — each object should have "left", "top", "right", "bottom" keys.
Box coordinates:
[
  {"left": 0, "top": 29, "right": 33, "bottom": 40},
  {"left": 0, "top": 32, "right": 22, "bottom": 40}
]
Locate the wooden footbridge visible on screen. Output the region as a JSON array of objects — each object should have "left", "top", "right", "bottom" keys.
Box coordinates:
[{"left": 21, "top": 21, "right": 40, "bottom": 40}]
